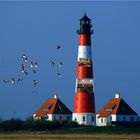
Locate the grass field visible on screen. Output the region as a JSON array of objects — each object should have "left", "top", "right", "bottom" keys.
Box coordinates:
[
  {"left": 0, "top": 133, "right": 140, "bottom": 140},
  {"left": 0, "top": 126, "right": 140, "bottom": 139}
]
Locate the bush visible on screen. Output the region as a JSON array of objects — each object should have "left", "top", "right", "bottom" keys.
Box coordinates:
[
  {"left": 0, "top": 119, "right": 79, "bottom": 132},
  {"left": 0, "top": 119, "right": 23, "bottom": 131}
]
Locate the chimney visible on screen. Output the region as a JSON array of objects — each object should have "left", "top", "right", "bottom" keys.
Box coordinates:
[
  {"left": 115, "top": 92, "right": 120, "bottom": 98},
  {"left": 54, "top": 94, "right": 58, "bottom": 99}
]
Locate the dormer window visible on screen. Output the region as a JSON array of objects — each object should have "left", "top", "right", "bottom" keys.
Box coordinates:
[
  {"left": 105, "top": 108, "right": 112, "bottom": 111},
  {"left": 42, "top": 108, "right": 49, "bottom": 110}
]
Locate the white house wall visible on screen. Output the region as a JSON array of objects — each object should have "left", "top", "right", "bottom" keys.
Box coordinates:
[
  {"left": 33, "top": 114, "right": 72, "bottom": 121},
  {"left": 73, "top": 113, "right": 96, "bottom": 125},
  {"left": 96, "top": 114, "right": 108, "bottom": 126},
  {"left": 96, "top": 114, "right": 139, "bottom": 126},
  {"left": 50, "top": 114, "right": 72, "bottom": 121},
  {"left": 111, "top": 115, "right": 139, "bottom": 122}
]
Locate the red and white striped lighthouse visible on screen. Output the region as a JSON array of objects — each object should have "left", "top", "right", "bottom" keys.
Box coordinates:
[{"left": 73, "top": 14, "right": 96, "bottom": 125}]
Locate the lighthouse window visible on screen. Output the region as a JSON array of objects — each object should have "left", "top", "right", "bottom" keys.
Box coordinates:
[
  {"left": 81, "top": 20, "right": 85, "bottom": 24},
  {"left": 83, "top": 116, "right": 85, "bottom": 122}
]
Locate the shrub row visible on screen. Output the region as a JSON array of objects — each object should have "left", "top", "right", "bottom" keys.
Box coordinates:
[{"left": 0, "top": 119, "right": 78, "bottom": 132}]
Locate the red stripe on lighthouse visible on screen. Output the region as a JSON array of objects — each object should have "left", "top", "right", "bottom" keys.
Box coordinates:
[
  {"left": 79, "top": 34, "right": 91, "bottom": 46},
  {"left": 76, "top": 63, "right": 93, "bottom": 78},
  {"left": 74, "top": 92, "right": 95, "bottom": 113}
]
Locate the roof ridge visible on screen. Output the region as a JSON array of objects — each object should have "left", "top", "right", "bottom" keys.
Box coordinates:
[
  {"left": 50, "top": 98, "right": 58, "bottom": 114},
  {"left": 114, "top": 98, "right": 122, "bottom": 114}
]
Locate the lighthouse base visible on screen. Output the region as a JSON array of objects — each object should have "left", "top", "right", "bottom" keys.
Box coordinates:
[{"left": 72, "top": 113, "right": 96, "bottom": 125}]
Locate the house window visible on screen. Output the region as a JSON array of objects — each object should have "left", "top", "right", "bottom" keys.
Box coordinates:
[
  {"left": 123, "top": 116, "right": 125, "bottom": 122},
  {"left": 74, "top": 118, "right": 77, "bottom": 121},
  {"left": 44, "top": 115, "right": 48, "bottom": 120},
  {"left": 42, "top": 108, "right": 49, "bottom": 110},
  {"left": 91, "top": 116, "right": 94, "bottom": 122},
  {"left": 130, "top": 117, "right": 134, "bottom": 122},
  {"left": 60, "top": 116, "right": 62, "bottom": 121},
  {"left": 101, "top": 118, "right": 103, "bottom": 123},
  {"left": 117, "top": 116, "right": 119, "bottom": 121},
  {"left": 105, "top": 108, "right": 112, "bottom": 111},
  {"left": 83, "top": 116, "right": 85, "bottom": 122},
  {"left": 104, "top": 118, "right": 107, "bottom": 123},
  {"left": 66, "top": 116, "right": 70, "bottom": 121},
  {"left": 53, "top": 116, "right": 56, "bottom": 121},
  {"left": 110, "top": 116, "right": 112, "bottom": 121}
]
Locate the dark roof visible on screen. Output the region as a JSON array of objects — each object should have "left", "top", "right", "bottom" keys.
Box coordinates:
[
  {"left": 97, "top": 98, "right": 138, "bottom": 117},
  {"left": 34, "top": 97, "right": 72, "bottom": 117},
  {"left": 80, "top": 13, "right": 91, "bottom": 21}
]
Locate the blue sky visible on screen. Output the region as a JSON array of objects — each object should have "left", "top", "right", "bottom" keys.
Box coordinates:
[{"left": 0, "top": 1, "right": 140, "bottom": 120}]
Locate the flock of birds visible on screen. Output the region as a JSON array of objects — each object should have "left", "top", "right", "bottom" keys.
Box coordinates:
[
  {"left": 20, "top": 54, "right": 38, "bottom": 86},
  {"left": 2, "top": 45, "right": 63, "bottom": 94},
  {"left": 3, "top": 54, "right": 38, "bottom": 86},
  {"left": 51, "top": 45, "right": 63, "bottom": 78}
]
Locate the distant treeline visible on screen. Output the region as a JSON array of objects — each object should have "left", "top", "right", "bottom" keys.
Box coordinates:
[{"left": 0, "top": 119, "right": 78, "bottom": 132}]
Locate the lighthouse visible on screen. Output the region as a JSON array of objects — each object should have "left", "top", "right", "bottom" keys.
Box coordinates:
[{"left": 73, "top": 14, "right": 96, "bottom": 125}]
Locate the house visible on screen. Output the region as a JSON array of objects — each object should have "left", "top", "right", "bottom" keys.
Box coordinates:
[
  {"left": 33, "top": 95, "right": 72, "bottom": 121},
  {"left": 96, "top": 93, "right": 139, "bottom": 126}
]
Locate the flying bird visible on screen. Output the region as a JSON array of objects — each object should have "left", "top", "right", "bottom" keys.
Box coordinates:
[
  {"left": 57, "top": 61, "right": 62, "bottom": 67},
  {"left": 21, "top": 64, "right": 26, "bottom": 68},
  {"left": 30, "top": 61, "right": 34, "bottom": 68},
  {"left": 17, "top": 77, "right": 22, "bottom": 82},
  {"left": 57, "top": 73, "right": 62, "bottom": 78},
  {"left": 21, "top": 69, "right": 28, "bottom": 75},
  {"left": 21, "top": 64, "right": 26, "bottom": 70},
  {"left": 22, "top": 54, "right": 26, "bottom": 59},
  {"left": 30, "top": 61, "right": 38, "bottom": 69},
  {"left": 3, "top": 80, "right": 9, "bottom": 84},
  {"left": 33, "top": 80, "right": 38, "bottom": 86},
  {"left": 32, "top": 69, "right": 37, "bottom": 74},
  {"left": 22, "top": 54, "right": 28, "bottom": 62},
  {"left": 51, "top": 61, "right": 56, "bottom": 66},
  {"left": 57, "top": 45, "right": 62, "bottom": 50},
  {"left": 34, "top": 62, "right": 38, "bottom": 68},
  {"left": 11, "top": 78, "right": 15, "bottom": 84}
]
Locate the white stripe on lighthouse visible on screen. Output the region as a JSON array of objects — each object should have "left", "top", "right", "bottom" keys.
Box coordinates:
[{"left": 77, "top": 45, "right": 92, "bottom": 61}]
